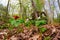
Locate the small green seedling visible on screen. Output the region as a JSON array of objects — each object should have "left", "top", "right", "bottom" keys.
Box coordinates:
[
  {"left": 35, "top": 20, "right": 47, "bottom": 26},
  {"left": 39, "top": 27, "right": 47, "bottom": 33},
  {"left": 44, "top": 36, "right": 51, "bottom": 40}
]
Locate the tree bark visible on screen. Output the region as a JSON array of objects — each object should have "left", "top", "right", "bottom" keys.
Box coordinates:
[
  {"left": 58, "top": 0, "right": 60, "bottom": 9},
  {"left": 31, "top": 0, "right": 40, "bottom": 20},
  {"left": 6, "top": 0, "right": 10, "bottom": 16},
  {"left": 19, "top": 0, "right": 23, "bottom": 18}
]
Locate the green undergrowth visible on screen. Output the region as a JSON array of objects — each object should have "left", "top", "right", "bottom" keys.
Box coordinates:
[
  {"left": 0, "top": 18, "right": 47, "bottom": 33},
  {"left": 44, "top": 36, "right": 51, "bottom": 40},
  {"left": 39, "top": 27, "right": 47, "bottom": 33}
]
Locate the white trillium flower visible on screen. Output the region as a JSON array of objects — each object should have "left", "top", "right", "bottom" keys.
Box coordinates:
[
  {"left": 25, "top": 19, "right": 29, "bottom": 23},
  {"left": 37, "top": 17, "right": 41, "bottom": 19}
]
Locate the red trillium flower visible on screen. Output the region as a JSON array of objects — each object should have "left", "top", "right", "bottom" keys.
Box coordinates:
[{"left": 13, "top": 16, "right": 19, "bottom": 20}]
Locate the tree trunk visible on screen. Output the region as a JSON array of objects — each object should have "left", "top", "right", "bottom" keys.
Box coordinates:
[
  {"left": 31, "top": 0, "right": 40, "bottom": 20},
  {"left": 6, "top": 0, "right": 10, "bottom": 16},
  {"left": 58, "top": 0, "right": 60, "bottom": 9},
  {"left": 19, "top": 0, "right": 23, "bottom": 19},
  {"left": 44, "top": 0, "right": 54, "bottom": 24}
]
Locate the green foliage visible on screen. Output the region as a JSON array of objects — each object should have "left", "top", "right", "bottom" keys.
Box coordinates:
[
  {"left": 44, "top": 36, "right": 51, "bottom": 40},
  {"left": 35, "top": 0, "right": 44, "bottom": 11},
  {"left": 57, "top": 14, "right": 60, "bottom": 23},
  {"left": 39, "top": 27, "right": 47, "bottom": 33},
  {"left": 0, "top": 23, "right": 10, "bottom": 29},
  {"left": 8, "top": 24, "right": 15, "bottom": 30},
  {"left": 25, "top": 20, "right": 47, "bottom": 27},
  {"left": 30, "top": 20, "right": 35, "bottom": 25},
  {"left": 9, "top": 18, "right": 16, "bottom": 26},
  {"left": 25, "top": 20, "right": 35, "bottom": 27},
  {"left": 0, "top": 4, "right": 7, "bottom": 17},
  {"left": 16, "top": 19, "right": 24, "bottom": 23},
  {"left": 35, "top": 20, "right": 47, "bottom": 26},
  {"left": 9, "top": 18, "right": 24, "bottom": 27},
  {"left": 25, "top": 20, "right": 31, "bottom": 27},
  {"left": 0, "top": 11, "right": 9, "bottom": 23}
]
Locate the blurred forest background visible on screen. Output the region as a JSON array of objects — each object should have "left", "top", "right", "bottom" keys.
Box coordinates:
[
  {"left": 0, "top": 0, "right": 60, "bottom": 40},
  {"left": 0, "top": 0, "right": 60, "bottom": 25}
]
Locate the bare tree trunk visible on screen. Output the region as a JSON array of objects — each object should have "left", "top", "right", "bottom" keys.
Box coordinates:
[
  {"left": 31, "top": 0, "right": 40, "bottom": 20},
  {"left": 19, "top": 0, "right": 23, "bottom": 19},
  {"left": 6, "top": 0, "right": 10, "bottom": 16},
  {"left": 49, "top": 0, "right": 54, "bottom": 24},
  {"left": 58, "top": 0, "right": 60, "bottom": 9},
  {"left": 44, "top": 0, "right": 54, "bottom": 24}
]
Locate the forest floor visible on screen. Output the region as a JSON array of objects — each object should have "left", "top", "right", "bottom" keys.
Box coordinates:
[{"left": 0, "top": 23, "right": 60, "bottom": 40}]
